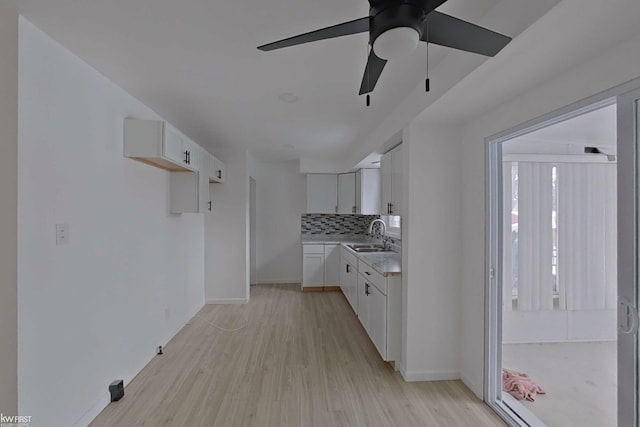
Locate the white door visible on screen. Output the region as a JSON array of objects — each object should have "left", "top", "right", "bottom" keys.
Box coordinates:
[
  {"left": 303, "top": 254, "right": 324, "bottom": 287},
  {"left": 338, "top": 173, "right": 356, "bottom": 213},
  {"left": 617, "top": 88, "right": 640, "bottom": 427},
  {"left": 307, "top": 174, "right": 338, "bottom": 213}
]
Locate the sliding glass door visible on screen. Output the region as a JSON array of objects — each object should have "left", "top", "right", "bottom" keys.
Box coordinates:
[
  {"left": 617, "top": 88, "right": 640, "bottom": 427},
  {"left": 486, "top": 86, "right": 640, "bottom": 426}
]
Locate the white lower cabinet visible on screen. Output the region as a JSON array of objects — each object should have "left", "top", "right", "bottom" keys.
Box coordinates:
[
  {"left": 324, "top": 244, "right": 340, "bottom": 287},
  {"left": 340, "top": 246, "right": 401, "bottom": 363},
  {"left": 340, "top": 247, "right": 359, "bottom": 312},
  {"left": 368, "top": 283, "right": 388, "bottom": 359},
  {"left": 302, "top": 252, "right": 324, "bottom": 288},
  {"left": 357, "top": 273, "right": 371, "bottom": 331},
  {"left": 302, "top": 243, "right": 341, "bottom": 289}
]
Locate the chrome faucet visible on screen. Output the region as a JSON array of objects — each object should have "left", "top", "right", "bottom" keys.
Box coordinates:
[{"left": 368, "top": 218, "right": 387, "bottom": 237}]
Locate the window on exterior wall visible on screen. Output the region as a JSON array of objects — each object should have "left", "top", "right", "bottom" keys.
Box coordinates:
[{"left": 506, "top": 160, "right": 616, "bottom": 311}]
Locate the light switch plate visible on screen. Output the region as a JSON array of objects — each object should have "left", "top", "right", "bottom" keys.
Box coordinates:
[{"left": 56, "top": 224, "right": 69, "bottom": 245}]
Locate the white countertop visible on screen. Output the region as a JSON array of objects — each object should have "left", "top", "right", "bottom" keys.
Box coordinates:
[
  {"left": 356, "top": 252, "right": 402, "bottom": 277},
  {"left": 302, "top": 235, "right": 402, "bottom": 277}
]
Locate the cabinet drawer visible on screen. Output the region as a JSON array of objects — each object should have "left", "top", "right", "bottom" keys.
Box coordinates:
[
  {"left": 357, "top": 260, "right": 387, "bottom": 295},
  {"left": 340, "top": 246, "right": 358, "bottom": 266},
  {"left": 303, "top": 244, "right": 325, "bottom": 254}
]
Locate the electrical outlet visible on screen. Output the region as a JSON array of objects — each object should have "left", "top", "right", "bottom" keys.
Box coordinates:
[
  {"left": 164, "top": 307, "right": 171, "bottom": 320},
  {"left": 56, "top": 224, "right": 69, "bottom": 245}
]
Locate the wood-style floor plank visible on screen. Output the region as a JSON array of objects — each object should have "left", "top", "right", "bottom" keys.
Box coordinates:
[{"left": 90, "top": 284, "right": 505, "bottom": 427}]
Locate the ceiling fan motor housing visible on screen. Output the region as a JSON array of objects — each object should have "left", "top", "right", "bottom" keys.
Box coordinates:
[{"left": 369, "top": 0, "right": 443, "bottom": 44}]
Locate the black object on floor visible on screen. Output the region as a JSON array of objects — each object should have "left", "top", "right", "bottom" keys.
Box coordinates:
[{"left": 109, "top": 380, "right": 124, "bottom": 402}]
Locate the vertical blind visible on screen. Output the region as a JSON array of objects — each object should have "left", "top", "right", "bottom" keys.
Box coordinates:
[{"left": 504, "top": 161, "right": 617, "bottom": 311}]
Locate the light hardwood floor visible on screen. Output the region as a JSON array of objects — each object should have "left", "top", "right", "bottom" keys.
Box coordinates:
[{"left": 90, "top": 284, "right": 505, "bottom": 427}]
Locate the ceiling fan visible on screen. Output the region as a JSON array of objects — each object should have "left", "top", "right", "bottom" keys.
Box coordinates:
[{"left": 258, "top": 0, "right": 512, "bottom": 99}]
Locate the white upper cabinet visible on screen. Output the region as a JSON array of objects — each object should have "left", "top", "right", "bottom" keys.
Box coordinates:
[
  {"left": 380, "top": 144, "right": 403, "bottom": 216},
  {"left": 390, "top": 145, "right": 403, "bottom": 217},
  {"left": 124, "top": 118, "right": 224, "bottom": 214},
  {"left": 209, "top": 154, "right": 225, "bottom": 183},
  {"left": 182, "top": 138, "right": 200, "bottom": 172},
  {"left": 380, "top": 153, "right": 392, "bottom": 214},
  {"left": 356, "top": 169, "right": 380, "bottom": 215},
  {"left": 307, "top": 174, "right": 338, "bottom": 213},
  {"left": 337, "top": 173, "right": 356, "bottom": 214},
  {"left": 124, "top": 119, "right": 198, "bottom": 172}
]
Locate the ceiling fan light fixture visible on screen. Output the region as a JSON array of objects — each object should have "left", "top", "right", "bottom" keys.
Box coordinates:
[{"left": 372, "top": 26, "right": 420, "bottom": 60}]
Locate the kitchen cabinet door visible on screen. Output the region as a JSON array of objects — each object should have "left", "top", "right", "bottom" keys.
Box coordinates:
[
  {"left": 390, "top": 145, "right": 403, "bottom": 217},
  {"left": 357, "top": 169, "right": 380, "bottom": 215},
  {"left": 324, "top": 244, "right": 340, "bottom": 286},
  {"left": 302, "top": 253, "right": 324, "bottom": 288},
  {"left": 307, "top": 174, "right": 338, "bottom": 213},
  {"left": 369, "top": 283, "right": 388, "bottom": 359},
  {"left": 358, "top": 274, "right": 371, "bottom": 331},
  {"left": 210, "top": 155, "right": 225, "bottom": 183},
  {"left": 338, "top": 173, "right": 356, "bottom": 213},
  {"left": 380, "top": 153, "right": 392, "bottom": 214},
  {"left": 183, "top": 138, "right": 200, "bottom": 172},
  {"left": 164, "top": 126, "right": 186, "bottom": 165}
]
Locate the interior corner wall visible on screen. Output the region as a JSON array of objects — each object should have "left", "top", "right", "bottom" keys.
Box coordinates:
[
  {"left": 401, "top": 122, "right": 462, "bottom": 381},
  {"left": 252, "top": 159, "right": 306, "bottom": 284},
  {"left": 0, "top": 2, "right": 18, "bottom": 417},
  {"left": 18, "top": 19, "right": 205, "bottom": 427},
  {"left": 205, "top": 146, "right": 250, "bottom": 303},
  {"left": 458, "top": 30, "right": 640, "bottom": 398}
]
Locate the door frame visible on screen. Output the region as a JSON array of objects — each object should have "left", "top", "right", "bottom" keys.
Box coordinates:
[
  {"left": 485, "top": 77, "right": 640, "bottom": 426},
  {"left": 616, "top": 87, "right": 640, "bottom": 427}
]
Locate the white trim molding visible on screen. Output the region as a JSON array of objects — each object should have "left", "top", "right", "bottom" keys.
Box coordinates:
[
  {"left": 400, "top": 369, "right": 460, "bottom": 382},
  {"left": 206, "top": 298, "right": 249, "bottom": 305},
  {"left": 254, "top": 280, "right": 300, "bottom": 285}
]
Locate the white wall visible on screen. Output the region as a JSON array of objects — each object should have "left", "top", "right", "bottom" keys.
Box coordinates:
[
  {"left": 401, "top": 125, "right": 462, "bottom": 381},
  {"left": 18, "top": 19, "right": 205, "bottom": 427},
  {"left": 251, "top": 160, "right": 306, "bottom": 284},
  {"left": 205, "top": 145, "right": 250, "bottom": 303},
  {"left": 0, "top": 2, "right": 18, "bottom": 416},
  {"left": 456, "top": 30, "right": 640, "bottom": 398}
]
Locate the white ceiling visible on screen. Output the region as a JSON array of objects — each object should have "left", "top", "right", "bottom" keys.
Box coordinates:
[
  {"left": 503, "top": 104, "right": 617, "bottom": 154},
  {"left": 421, "top": 0, "right": 640, "bottom": 125},
  {"left": 15, "top": 0, "right": 504, "bottom": 160}
]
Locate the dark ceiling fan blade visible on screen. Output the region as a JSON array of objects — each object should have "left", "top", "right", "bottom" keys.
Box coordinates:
[
  {"left": 422, "top": 11, "right": 511, "bottom": 57},
  {"left": 359, "top": 51, "right": 387, "bottom": 95},
  {"left": 258, "top": 17, "right": 370, "bottom": 51}
]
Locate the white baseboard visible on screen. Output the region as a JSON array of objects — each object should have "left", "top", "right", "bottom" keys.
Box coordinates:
[
  {"left": 254, "top": 280, "right": 300, "bottom": 285},
  {"left": 206, "top": 298, "right": 249, "bottom": 304},
  {"left": 460, "top": 371, "right": 483, "bottom": 399},
  {"left": 72, "top": 394, "right": 110, "bottom": 427},
  {"left": 401, "top": 369, "right": 460, "bottom": 382}
]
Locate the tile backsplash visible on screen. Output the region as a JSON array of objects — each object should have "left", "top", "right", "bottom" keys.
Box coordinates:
[{"left": 301, "top": 214, "right": 379, "bottom": 235}]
